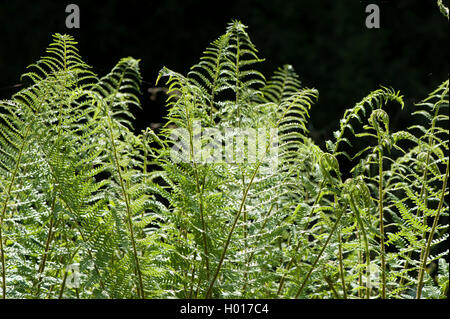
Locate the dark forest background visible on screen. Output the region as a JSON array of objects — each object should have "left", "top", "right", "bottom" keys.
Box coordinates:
[{"left": 0, "top": 0, "right": 448, "bottom": 148}]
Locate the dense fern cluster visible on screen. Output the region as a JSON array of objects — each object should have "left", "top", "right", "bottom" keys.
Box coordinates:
[{"left": 0, "top": 5, "right": 448, "bottom": 299}]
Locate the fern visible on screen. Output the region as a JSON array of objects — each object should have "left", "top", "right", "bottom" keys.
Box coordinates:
[{"left": 0, "top": 1, "right": 448, "bottom": 300}]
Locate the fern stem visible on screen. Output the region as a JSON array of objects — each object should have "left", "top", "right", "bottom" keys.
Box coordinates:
[
  {"left": 193, "top": 169, "right": 210, "bottom": 281},
  {"left": 241, "top": 203, "right": 276, "bottom": 295},
  {"left": 35, "top": 92, "right": 71, "bottom": 296},
  {"left": 207, "top": 41, "right": 227, "bottom": 124},
  {"left": 0, "top": 123, "right": 33, "bottom": 299},
  {"left": 337, "top": 231, "right": 347, "bottom": 299},
  {"left": 399, "top": 100, "right": 440, "bottom": 290},
  {"left": 54, "top": 243, "right": 82, "bottom": 299},
  {"left": 416, "top": 160, "right": 449, "bottom": 298},
  {"left": 349, "top": 196, "right": 371, "bottom": 298},
  {"left": 205, "top": 160, "right": 262, "bottom": 298},
  {"left": 378, "top": 149, "right": 386, "bottom": 299},
  {"left": 235, "top": 32, "right": 241, "bottom": 127},
  {"left": 356, "top": 230, "right": 363, "bottom": 299},
  {"left": 295, "top": 208, "right": 344, "bottom": 298},
  {"left": 0, "top": 215, "right": 6, "bottom": 299},
  {"left": 188, "top": 251, "right": 198, "bottom": 298},
  {"left": 277, "top": 180, "right": 324, "bottom": 295},
  {"left": 398, "top": 154, "right": 431, "bottom": 291},
  {"left": 104, "top": 104, "right": 145, "bottom": 299},
  {"left": 323, "top": 272, "right": 340, "bottom": 299},
  {"left": 184, "top": 92, "right": 211, "bottom": 283},
  {"left": 58, "top": 269, "right": 69, "bottom": 299},
  {"left": 34, "top": 210, "right": 57, "bottom": 296},
  {"left": 241, "top": 173, "right": 248, "bottom": 292}
]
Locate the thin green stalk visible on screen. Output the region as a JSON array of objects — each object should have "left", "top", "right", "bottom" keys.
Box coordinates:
[
  {"left": 104, "top": 103, "right": 145, "bottom": 299},
  {"left": 399, "top": 100, "right": 440, "bottom": 289},
  {"left": 0, "top": 123, "right": 33, "bottom": 299},
  {"left": 277, "top": 180, "right": 325, "bottom": 295},
  {"left": 58, "top": 269, "right": 69, "bottom": 299},
  {"left": 337, "top": 231, "right": 347, "bottom": 299},
  {"left": 235, "top": 31, "right": 241, "bottom": 127},
  {"left": 205, "top": 160, "right": 262, "bottom": 298},
  {"left": 295, "top": 207, "right": 344, "bottom": 298},
  {"left": 416, "top": 161, "right": 449, "bottom": 298},
  {"left": 357, "top": 230, "right": 363, "bottom": 299},
  {"left": 349, "top": 196, "right": 371, "bottom": 299},
  {"left": 55, "top": 243, "right": 82, "bottom": 299},
  {"left": 187, "top": 112, "right": 210, "bottom": 282},
  {"left": 241, "top": 173, "right": 248, "bottom": 294},
  {"left": 207, "top": 37, "right": 228, "bottom": 124},
  {"left": 34, "top": 210, "right": 57, "bottom": 296},
  {"left": 60, "top": 200, "right": 106, "bottom": 293},
  {"left": 205, "top": 113, "right": 281, "bottom": 298},
  {"left": 188, "top": 252, "right": 197, "bottom": 298},
  {"left": 241, "top": 203, "right": 276, "bottom": 295},
  {"left": 378, "top": 149, "right": 386, "bottom": 299},
  {"left": 35, "top": 97, "right": 66, "bottom": 284},
  {"left": 323, "top": 272, "right": 340, "bottom": 299}
]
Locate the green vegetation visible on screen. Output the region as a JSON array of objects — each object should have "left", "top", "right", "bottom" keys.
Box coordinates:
[{"left": 0, "top": 2, "right": 448, "bottom": 299}]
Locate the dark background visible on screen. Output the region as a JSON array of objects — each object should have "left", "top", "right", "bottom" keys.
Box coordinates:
[{"left": 0, "top": 0, "right": 448, "bottom": 147}]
